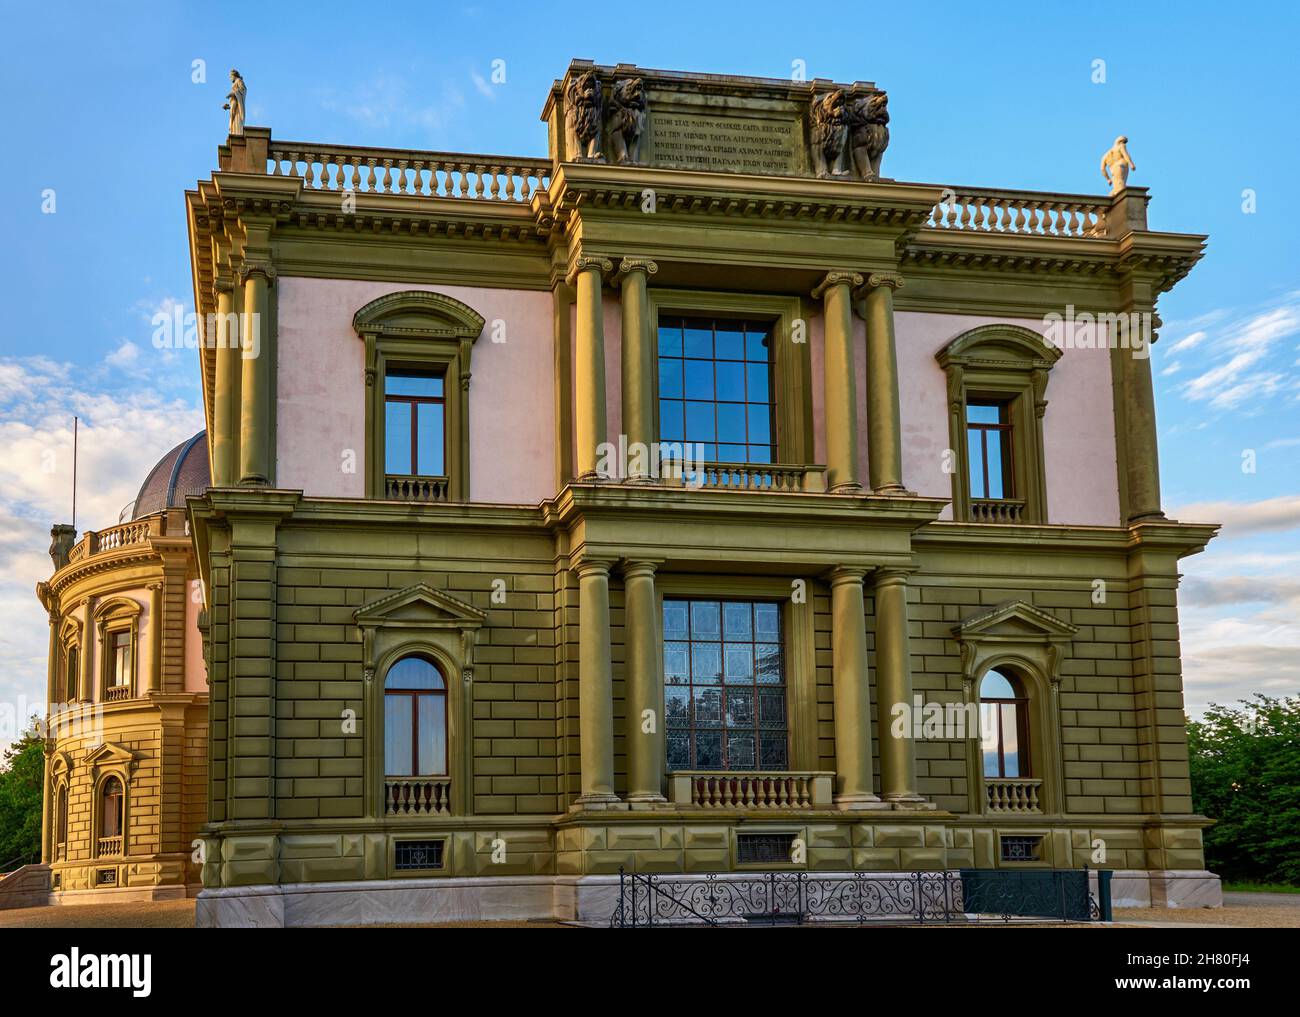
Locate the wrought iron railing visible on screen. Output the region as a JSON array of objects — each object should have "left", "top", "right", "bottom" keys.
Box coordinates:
[
  {"left": 384, "top": 777, "right": 452, "bottom": 816},
  {"left": 609, "top": 868, "right": 1103, "bottom": 927}
]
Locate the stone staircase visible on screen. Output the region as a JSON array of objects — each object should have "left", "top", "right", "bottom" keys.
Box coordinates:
[{"left": 0, "top": 864, "right": 50, "bottom": 910}]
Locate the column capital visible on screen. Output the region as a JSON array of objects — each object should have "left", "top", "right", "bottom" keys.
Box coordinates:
[
  {"left": 873, "top": 565, "right": 916, "bottom": 586},
  {"left": 621, "top": 558, "right": 663, "bottom": 580},
  {"left": 828, "top": 565, "right": 868, "bottom": 587},
  {"left": 857, "top": 271, "right": 904, "bottom": 295},
  {"left": 812, "top": 270, "right": 864, "bottom": 300},
  {"left": 565, "top": 255, "right": 614, "bottom": 288},
  {"left": 238, "top": 261, "right": 277, "bottom": 285},
  {"left": 614, "top": 257, "right": 658, "bottom": 285},
  {"left": 573, "top": 555, "right": 615, "bottom": 579}
]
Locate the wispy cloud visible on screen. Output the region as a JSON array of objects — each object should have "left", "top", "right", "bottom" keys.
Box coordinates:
[
  {"left": 470, "top": 69, "right": 496, "bottom": 100},
  {"left": 319, "top": 73, "right": 465, "bottom": 137},
  {"left": 1177, "top": 301, "right": 1300, "bottom": 409},
  {"left": 1168, "top": 495, "right": 1300, "bottom": 535}
]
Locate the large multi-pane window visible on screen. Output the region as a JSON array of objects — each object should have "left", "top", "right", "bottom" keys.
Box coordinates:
[
  {"left": 980, "top": 669, "right": 1029, "bottom": 778},
  {"left": 657, "top": 317, "right": 774, "bottom": 463},
  {"left": 966, "top": 400, "right": 1014, "bottom": 499},
  {"left": 385, "top": 369, "right": 445, "bottom": 477},
  {"left": 663, "top": 598, "right": 787, "bottom": 771},
  {"left": 384, "top": 655, "right": 448, "bottom": 777}
]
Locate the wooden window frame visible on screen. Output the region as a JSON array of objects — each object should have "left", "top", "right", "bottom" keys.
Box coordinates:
[
  {"left": 383, "top": 369, "right": 447, "bottom": 479},
  {"left": 647, "top": 290, "right": 814, "bottom": 467},
  {"left": 979, "top": 670, "right": 1032, "bottom": 779},
  {"left": 936, "top": 324, "right": 1062, "bottom": 524},
  {"left": 92, "top": 597, "right": 142, "bottom": 702},
  {"left": 353, "top": 291, "right": 486, "bottom": 502},
  {"left": 383, "top": 656, "right": 449, "bottom": 778}
]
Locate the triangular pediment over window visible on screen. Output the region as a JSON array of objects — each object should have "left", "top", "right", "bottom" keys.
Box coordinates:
[
  {"left": 953, "top": 600, "right": 1078, "bottom": 641},
  {"left": 354, "top": 584, "right": 487, "bottom": 631},
  {"left": 83, "top": 741, "right": 137, "bottom": 773}
]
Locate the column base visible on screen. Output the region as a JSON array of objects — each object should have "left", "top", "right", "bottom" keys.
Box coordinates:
[
  {"left": 882, "top": 792, "right": 936, "bottom": 811},
  {"left": 829, "top": 482, "right": 864, "bottom": 495},
  {"left": 871, "top": 483, "right": 913, "bottom": 496},
  {"left": 625, "top": 793, "right": 670, "bottom": 811},
  {"left": 834, "top": 793, "right": 892, "bottom": 811},
  {"left": 568, "top": 793, "right": 627, "bottom": 813}
]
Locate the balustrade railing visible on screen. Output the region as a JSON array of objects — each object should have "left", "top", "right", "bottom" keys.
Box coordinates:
[
  {"left": 268, "top": 142, "right": 550, "bottom": 203},
  {"left": 658, "top": 461, "right": 827, "bottom": 493},
  {"left": 669, "top": 771, "right": 834, "bottom": 809},
  {"left": 96, "top": 836, "right": 123, "bottom": 858},
  {"left": 985, "top": 777, "right": 1043, "bottom": 814},
  {"left": 928, "top": 188, "right": 1108, "bottom": 238},
  {"left": 969, "top": 498, "right": 1026, "bottom": 524},
  {"left": 385, "top": 777, "right": 452, "bottom": 816},
  {"left": 385, "top": 474, "right": 450, "bottom": 503},
  {"left": 104, "top": 686, "right": 131, "bottom": 703}
]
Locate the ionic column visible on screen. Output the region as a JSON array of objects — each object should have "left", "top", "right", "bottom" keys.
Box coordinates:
[
  {"left": 147, "top": 582, "right": 163, "bottom": 693},
  {"left": 569, "top": 257, "right": 613, "bottom": 480},
  {"left": 1121, "top": 341, "right": 1164, "bottom": 522},
  {"left": 859, "top": 272, "right": 906, "bottom": 494},
  {"left": 623, "top": 559, "right": 666, "bottom": 804},
  {"left": 874, "top": 568, "right": 924, "bottom": 803},
  {"left": 575, "top": 557, "right": 621, "bottom": 808},
  {"left": 238, "top": 262, "right": 275, "bottom": 486},
  {"left": 814, "top": 272, "right": 864, "bottom": 493},
  {"left": 830, "top": 567, "right": 879, "bottom": 807},
  {"left": 211, "top": 277, "right": 241, "bottom": 486},
  {"left": 45, "top": 610, "right": 58, "bottom": 705},
  {"left": 617, "top": 258, "right": 658, "bottom": 481},
  {"left": 78, "top": 598, "right": 95, "bottom": 702}
]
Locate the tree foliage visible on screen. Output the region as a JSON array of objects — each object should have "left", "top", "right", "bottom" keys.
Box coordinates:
[
  {"left": 1188, "top": 695, "right": 1300, "bottom": 886},
  {"left": 0, "top": 719, "right": 44, "bottom": 868}
]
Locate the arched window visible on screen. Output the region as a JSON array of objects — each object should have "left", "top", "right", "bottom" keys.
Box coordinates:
[
  {"left": 980, "top": 669, "right": 1030, "bottom": 778},
  {"left": 54, "top": 787, "right": 68, "bottom": 860},
  {"left": 384, "top": 656, "right": 447, "bottom": 776},
  {"left": 99, "top": 776, "right": 125, "bottom": 856}
]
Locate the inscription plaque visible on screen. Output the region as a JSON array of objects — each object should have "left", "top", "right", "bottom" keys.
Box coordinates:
[{"left": 648, "top": 111, "right": 803, "bottom": 176}]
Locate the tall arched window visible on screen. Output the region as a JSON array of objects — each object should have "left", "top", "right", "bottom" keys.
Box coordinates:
[
  {"left": 54, "top": 787, "right": 68, "bottom": 860},
  {"left": 384, "top": 656, "right": 447, "bottom": 776},
  {"left": 99, "top": 776, "right": 125, "bottom": 856},
  {"left": 980, "top": 669, "right": 1030, "bottom": 778}
]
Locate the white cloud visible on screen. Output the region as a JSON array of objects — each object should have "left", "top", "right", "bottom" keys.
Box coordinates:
[
  {"left": 105, "top": 340, "right": 142, "bottom": 370},
  {"left": 1166, "top": 329, "right": 1207, "bottom": 355},
  {"left": 470, "top": 69, "right": 495, "bottom": 100},
  {"left": 1180, "top": 302, "right": 1300, "bottom": 408},
  {"left": 0, "top": 356, "right": 203, "bottom": 754},
  {"left": 1168, "top": 495, "right": 1300, "bottom": 535}
]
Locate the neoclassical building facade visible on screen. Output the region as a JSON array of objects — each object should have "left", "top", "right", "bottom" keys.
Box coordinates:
[
  {"left": 35, "top": 434, "right": 210, "bottom": 902},
  {"left": 162, "top": 61, "right": 1217, "bottom": 925}
]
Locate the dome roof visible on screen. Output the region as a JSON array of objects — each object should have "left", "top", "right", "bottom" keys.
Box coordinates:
[{"left": 130, "top": 431, "right": 209, "bottom": 520}]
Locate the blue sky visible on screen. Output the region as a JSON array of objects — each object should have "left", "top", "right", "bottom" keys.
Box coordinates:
[{"left": 1, "top": 0, "right": 1297, "bottom": 750}]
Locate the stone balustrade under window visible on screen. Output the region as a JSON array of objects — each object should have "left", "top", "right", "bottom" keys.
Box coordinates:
[
  {"left": 385, "top": 474, "right": 450, "bottom": 503},
  {"left": 969, "top": 498, "right": 1026, "bottom": 524},
  {"left": 985, "top": 777, "right": 1043, "bottom": 814},
  {"left": 96, "top": 836, "right": 123, "bottom": 857},
  {"left": 669, "top": 770, "right": 835, "bottom": 810},
  {"left": 385, "top": 776, "right": 452, "bottom": 817},
  {"left": 658, "top": 461, "right": 828, "bottom": 494}
]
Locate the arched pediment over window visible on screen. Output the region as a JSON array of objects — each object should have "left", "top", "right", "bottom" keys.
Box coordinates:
[
  {"left": 352, "top": 290, "right": 486, "bottom": 343},
  {"left": 352, "top": 291, "right": 487, "bottom": 503}
]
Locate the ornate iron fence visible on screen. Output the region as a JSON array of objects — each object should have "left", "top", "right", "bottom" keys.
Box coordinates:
[{"left": 609, "top": 868, "right": 1103, "bottom": 927}]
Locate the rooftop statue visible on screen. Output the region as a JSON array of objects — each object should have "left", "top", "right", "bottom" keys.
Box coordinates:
[
  {"left": 223, "top": 69, "right": 246, "bottom": 138},
  {"left": 1101, "top": 134, "right": 1136, "bottom": 194},
  {"left": 849, "top": 92, "right": 890, "bottom": 181},
  {"left": 607, "top": 77, "right": 646, "bottom": 165},
  {"left": 565, "top": 70, "right": 604, "bottom": 161},
  {"left": 809, "top": 89, "right": 848, "bottom": 178}
]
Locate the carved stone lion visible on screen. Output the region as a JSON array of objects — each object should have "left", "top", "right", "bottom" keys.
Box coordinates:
[
  {"left": 564, "top": 70, "right": 604, "bottom": 162},
  {"left": 606, "top": 77, "right": 647, "bottom": 165},
  {"left": 809, "top": 89, "right": 849, "bottom": 178},
  {"left": 849, "top": 92, "right": 890, "bottom": 181}
]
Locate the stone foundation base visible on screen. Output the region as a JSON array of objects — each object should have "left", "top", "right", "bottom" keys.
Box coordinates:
[
  {"left": 197, "top": 868, "right": 1224, "bottom": 927},
  {"left": 1100, "top": 869, "right": 1222, "bottom": 909},
  {"left": 50, "top": 883, "right": 201, "bottom": 906}
]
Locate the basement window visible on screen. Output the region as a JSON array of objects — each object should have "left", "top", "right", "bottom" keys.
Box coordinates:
[
  {"left": 999, "top": 835, "right": 1043, "bottom": 863},
  {"left": 736, "top": 833, "right": 797, "bottom": 865},
  {"left": 394, "top": 839, "right": 445, "bottom": 872}
]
